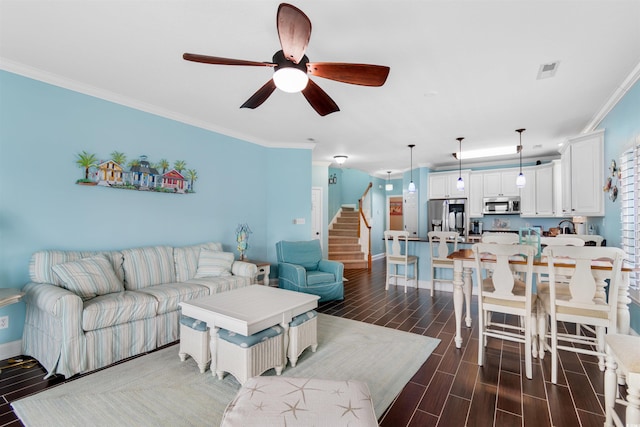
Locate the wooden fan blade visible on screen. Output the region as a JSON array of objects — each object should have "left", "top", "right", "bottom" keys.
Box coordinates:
[
  {"left": 301, "top": 79, "right": 339, "bottom": 116},
  {"left": 240, "top": 79, "right": 277, "bottom": 109},
  {"left": 277, "top": 3, "right": 312, "bottom": 64},
  {"left": 307, "top": 62, "right": 390, "bottom": 86},
  {"left": 183, "top": 53, "right": 275, "bottom": 67}
]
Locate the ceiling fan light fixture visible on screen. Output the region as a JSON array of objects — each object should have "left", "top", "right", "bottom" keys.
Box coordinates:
[{"left": 273, "top": 68, "right": 309, "bottom": 93}]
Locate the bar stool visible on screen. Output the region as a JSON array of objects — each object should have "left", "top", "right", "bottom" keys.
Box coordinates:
[{"left": 604, "top": 334, "right": 640, "bottom": 427}]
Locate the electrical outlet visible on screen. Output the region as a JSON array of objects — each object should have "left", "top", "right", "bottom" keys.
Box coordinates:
[{"left": 0, "top": 316, "right": 8, "bottom": 329}]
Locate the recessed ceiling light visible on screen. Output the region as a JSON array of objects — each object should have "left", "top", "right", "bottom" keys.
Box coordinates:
[{"left": 537, "top": 61, "right": 560, "bottom": 79}]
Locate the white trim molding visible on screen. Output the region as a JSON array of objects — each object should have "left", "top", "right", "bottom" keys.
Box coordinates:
[
  {"left": 583, "top": 60, "right": 640, "bottom": 133},
  {"left": 0, "top": 339, "right": 23, "bottom": 361}
]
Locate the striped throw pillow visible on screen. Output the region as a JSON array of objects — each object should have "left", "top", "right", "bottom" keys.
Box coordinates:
[
  {"left": 51, "top": 255, "right": 124, "bottom": 300},
  {"left": 194, "top": 249, "right": 234, "bottom": 278}
]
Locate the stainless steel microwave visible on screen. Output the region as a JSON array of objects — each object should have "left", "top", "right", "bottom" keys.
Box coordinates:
[{"left": 483, "top": 197, "right": 521, "bottom": 214}]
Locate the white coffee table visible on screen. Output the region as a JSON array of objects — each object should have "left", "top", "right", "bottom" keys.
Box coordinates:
[{"left": 179, "top": 285, "right": 319, "bottom": 378}]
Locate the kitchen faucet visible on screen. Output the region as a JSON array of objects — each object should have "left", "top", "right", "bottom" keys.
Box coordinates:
[{"left": 558, "top": 219, "right": 575, "bottom": 234}]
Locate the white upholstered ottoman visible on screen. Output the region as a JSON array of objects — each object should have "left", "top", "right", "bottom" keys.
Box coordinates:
[
  {"left": 288, "top": 310, "right": 318, "bottom": 367},
  {"left": 216, "top": 325, "right": 285, "bottom": 385},
  {"left": 220, "top": 376, "right": 378, "bottom": 426},
  {"left": 178, "top": 315, "right": 210, "bottom": 373}
]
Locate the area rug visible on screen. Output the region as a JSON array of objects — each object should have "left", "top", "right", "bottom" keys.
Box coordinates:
[{"left": 12, "top": 314, "right": 440, "bottom": 426}]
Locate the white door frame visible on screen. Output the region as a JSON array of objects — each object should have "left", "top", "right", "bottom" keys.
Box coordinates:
[{"left": 311, "top": 187, "right": 324, "bottom": 247}]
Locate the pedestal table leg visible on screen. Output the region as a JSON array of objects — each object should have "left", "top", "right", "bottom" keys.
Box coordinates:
[
  {"left": 453, "top": 259, "right": 464, "bottom": 348},
  {"left": 210, "top": 326, "right": 219, "bottom": 378}
]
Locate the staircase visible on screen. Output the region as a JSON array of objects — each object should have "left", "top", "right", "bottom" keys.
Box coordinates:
[{"left": 328, "top": 208, "right": 368, "bottom": 269}]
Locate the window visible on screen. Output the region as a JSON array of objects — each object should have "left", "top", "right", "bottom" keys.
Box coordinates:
[{"left": 620, "top": 146, "right": 640, "bottom": 303}]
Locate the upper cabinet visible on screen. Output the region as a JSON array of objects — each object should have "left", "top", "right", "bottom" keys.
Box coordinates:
[
  {"left": 560, "top": 129, "right": 604, "bottom": 217},
  {"left": 469, "top": 171, "right": 484, "bottom": 217},
  {"left": 520, "top": 163, "right": 554, "bottom": 217},
  {"left": 482, "top": 169, "right": 520, "bottom": 197},
  {"left": 428, "top": 170, "right": 470, "bottom": 199}
]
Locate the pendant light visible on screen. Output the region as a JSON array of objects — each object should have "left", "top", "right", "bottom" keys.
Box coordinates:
[
  {"left": 407, "top": 145, "right": 416, "bottom": 193},
  {"left": 385, "top": 171, "right": 394, "bottom": 191},
  {"left": 456, "top": 137, "right": 465, "bottom": 191},
  {"left": 515, "top": 128, "right": 526, "bottom": 188}
]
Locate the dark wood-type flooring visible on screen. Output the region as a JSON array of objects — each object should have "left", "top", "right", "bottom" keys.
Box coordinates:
[{"left": 0, "top": 259, "right": 628, "bottom": 426}]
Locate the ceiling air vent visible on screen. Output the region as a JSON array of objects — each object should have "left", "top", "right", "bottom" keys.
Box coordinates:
[{"left": 537, "top": 61, "right": 560, "bottom": 80}]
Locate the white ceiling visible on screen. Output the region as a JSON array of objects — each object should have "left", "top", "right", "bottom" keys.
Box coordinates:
[{"left": 2, "top": 1, "right": 640, "bottom": 178}]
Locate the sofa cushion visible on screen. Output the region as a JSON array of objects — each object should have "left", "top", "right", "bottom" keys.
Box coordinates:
[
  {"left": 30, "top": 250, "right": 125, "bottom": 286},
  {"left": 136, "top": 282, "right": 209, "bottom": 315},
  {"left": 306, "top": 271, "right": 335, "bottom": 286},
  {"left": 195, "top": 249, "right": 234, "bottom": 278},
  {"left": 122, "top": 246, "right": 176, "bottom": 290},
  {"left": 174, "top": 242, "right": 223, "bottom": 282},
  {"left": 82, "top": 291, "right": 158, "bottom": 331},
  {"left": 52, "top": 255, "right": 125, "bottom": 300}
]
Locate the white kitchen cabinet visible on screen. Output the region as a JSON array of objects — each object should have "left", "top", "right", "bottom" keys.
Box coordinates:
[
  {"left": 469, "top": 171, "right": 484, "bottom": 217},
  {"left": 535, "top": 163, "right": 554, "bottom": 216},
  {"left": 560, "top": 129, "right": 604, "bottom": 216},
  {"left": 519, "top": 168, "right": 536, "bottom": 216},
  {"left": 428, "top": 170, "right": 470, "bottom": 199},
  {"left": 482, "top": 169, "right": 520, "bottom": 197},
  {"left": 553, "top": 159, "right": 562, "bottom": 217}
]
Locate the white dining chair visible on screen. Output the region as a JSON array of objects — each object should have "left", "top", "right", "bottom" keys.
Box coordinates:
[
  {"left": 472, "top": 243, "right": 537, "bottom": 379},
  {"left": 427, "top": 231, "right": 459, "bottom": 297},
  {"left": 481, "top": 232, "right": 519, "bottom": 244},
  {"left": 537, "top": 245, "right": 625, "bottom": 384},
  {"left": 540, "top": 236, "right": 586, "bottom": 247},
  {"left": 573, "top": 234, "right": 604, "bottom": 246},
  {"left": 384, "top": 230, "right": 418, "bottom": 293},
  {"left": 604, "top": 334, "right": 640, "bottom": 427}
]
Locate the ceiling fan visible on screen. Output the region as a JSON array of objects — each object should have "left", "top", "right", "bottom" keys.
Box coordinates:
[{"left": 183, "top": 3, "right": 390, "bottom": 116}]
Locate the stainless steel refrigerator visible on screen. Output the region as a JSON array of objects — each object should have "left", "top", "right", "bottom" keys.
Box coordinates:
[{"left": 427, "top": 198, "right": 468, "bottom": 238}]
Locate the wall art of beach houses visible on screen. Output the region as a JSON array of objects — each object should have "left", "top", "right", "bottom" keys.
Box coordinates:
[{"left": 75, "top": 151, "right": 197, "bottom": 194}]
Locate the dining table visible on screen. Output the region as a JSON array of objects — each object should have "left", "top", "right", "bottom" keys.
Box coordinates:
[{"left": 447, "top": 248, "right": 634, "bottom": 349}]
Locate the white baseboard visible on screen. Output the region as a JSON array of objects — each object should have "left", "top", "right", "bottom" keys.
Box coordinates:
[{"left": 0, "top": 339, "right": 22, "bottom": 360}]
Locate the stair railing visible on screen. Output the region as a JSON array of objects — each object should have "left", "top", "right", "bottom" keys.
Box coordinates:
[{"left": 358, "top": 182, "right": 373, "bottom": 270}]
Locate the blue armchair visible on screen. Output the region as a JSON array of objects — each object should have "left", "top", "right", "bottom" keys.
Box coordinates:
[{"left": 275, "top": 240, "right": 344, "bottom": 302}]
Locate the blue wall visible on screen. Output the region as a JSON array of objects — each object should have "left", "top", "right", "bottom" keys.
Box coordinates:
[
  {"left": 0, "top": 71, "right": 312, "bottom": 344},
  {"left": 597, "top": 79, "right": 640, "bottom": 332},
  {"left": 599, "top": 80, "right": 640, "bottom": 249}
]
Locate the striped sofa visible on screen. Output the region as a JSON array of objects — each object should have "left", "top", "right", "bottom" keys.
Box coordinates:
[{"left": 21, "top": 242, "right": 257, "bottom": 378}]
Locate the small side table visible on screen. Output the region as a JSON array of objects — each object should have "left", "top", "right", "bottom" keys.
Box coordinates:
[
  {"left": 0, "top": 288, "right": 24, "bottom": 309},
  {"left": 244, "top": 260, "right": 271, "bottom": 286},
  {"left": 0, "top": 288, "right": 26, "bottom": 374}
]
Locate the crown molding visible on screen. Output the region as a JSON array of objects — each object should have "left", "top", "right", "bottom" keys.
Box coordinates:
[{"left": 582, "top": 60, "right": 640, "bottom": 133}]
